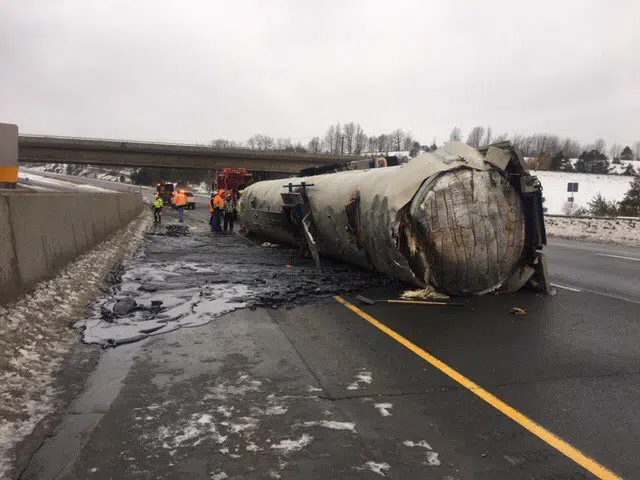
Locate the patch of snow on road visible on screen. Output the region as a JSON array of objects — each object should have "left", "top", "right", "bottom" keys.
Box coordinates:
[
  {"left": 0, "top": 213, "right": 150, "bottom": 478},
  {"left": 263, "top": 405, "right": 288, "bottom": 416},
  {"left": 374, "top": 403, "right": 393, "bottom": 417},
  {"left": 361, "top": 461, "right": 390, "bottom": 477},
  {"left": 211, "top": 471, "right": 228, "bottom": 480},
  {"left": 270, "top": 434, "right": 314, "bottom": 453},
  {"left": 299, "top": 420, "right": 356, "bottom": 432},
  {"left": 403, "top": 440, "right": 441, "bottom": 466},
  {"left": 347, "top": 370, "right": 373, "bottom": 390}
]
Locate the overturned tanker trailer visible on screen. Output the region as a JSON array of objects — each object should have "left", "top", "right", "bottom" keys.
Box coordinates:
[{"left": 239, "top": 141, "right": 549, "bottom": 296}]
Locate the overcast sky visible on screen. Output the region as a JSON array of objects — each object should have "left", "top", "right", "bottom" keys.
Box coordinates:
[{"left": 1, "top": 1, "right": 638, "bottom": 147}]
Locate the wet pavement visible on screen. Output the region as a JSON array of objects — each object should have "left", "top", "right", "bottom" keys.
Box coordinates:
[
  {"left": 19, "top": 206, "right": 640, "bottom": 479},
  {"left": 75, "top": 208, "right": 396, "bottom": 347}
]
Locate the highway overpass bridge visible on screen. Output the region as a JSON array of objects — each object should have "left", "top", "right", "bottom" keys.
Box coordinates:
[{"left": 18, "top": 135, "right": 356, "bottom": 174}]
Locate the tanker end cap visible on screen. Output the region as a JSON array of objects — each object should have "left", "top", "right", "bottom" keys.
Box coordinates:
[{"left": 400, "top": 168, "right": 527, "bottom": 295}]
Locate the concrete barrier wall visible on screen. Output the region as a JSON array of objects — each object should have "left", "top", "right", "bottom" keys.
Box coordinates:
[{"left": 0, "top": 191, "right": 143, "bottom": 304}]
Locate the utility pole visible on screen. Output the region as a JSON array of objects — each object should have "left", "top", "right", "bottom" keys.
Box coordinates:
[{"left": 341, "top": 135, "right": 345, "bottom": 155}]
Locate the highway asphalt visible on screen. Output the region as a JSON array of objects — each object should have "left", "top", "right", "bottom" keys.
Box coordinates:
[
  {"left": 15, "top": 177, "right": 639, "bottom": 479},
  {"left": 545, "top": 238, "right": 640, "bottom": 304}
]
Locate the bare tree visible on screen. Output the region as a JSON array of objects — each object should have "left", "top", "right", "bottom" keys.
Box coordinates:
[
  {"left": 590, "top": 138, "right": 607, "bottom": 155},
  {"left": 307, "top": 137, "right": 321, "bottom": 153},
  {"left": 367, "top": 136, "right": 379, "bottom": 153},
  {"left": 483, "top": 127, "right": 493, "bottom": 146},
  {"left": 634, "top": 141, "right": 640, "bottom": 160},
  {"left": 449, "top": 126, "right": 462, "bottom": 141},
  {"left": 334, "top": 123, "right": 343, "bottom": 154},
  {"left": 275, "top": 138, "right": 292, "bottom": 151},
  {"left": 378, "top": 134, "right": 390, "bottom": 154},
  {"left": 343, "top": 122, "right": 356, "bottom": 154},
  {"left": 609, "top": 143, "right": 622, "bottom": 161},
  {"left": 402, "top": 133, "right": 414, "bottom": 151},
  {"left": 324, "top": 125, "right": 336, "bottom": 154},
  {"left": 354, "top": 125, "right": 367, "bottom": 155},
  {"left": 510, "top": 133, "right": 525, "bottom": 152},
  {"left": 561, "top": 138, "right": 582, "bottom": 158},
  {"left": 494, "top": 132, "right": 509, "bottom": 142},
  {"left": 466, "top": 126, "right": 485, "bottom": 147},
  {"left": 212, "top": 138, "right": 237, "bottom": 149},
  {"left": 247, "top": 134, "right": 274, "bottom": 150},
  {"left": 391, "top": 129, "right": 405, "bottom": 151}
]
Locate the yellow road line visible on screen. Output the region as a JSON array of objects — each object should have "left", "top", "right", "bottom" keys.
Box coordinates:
[{"left": 333, "top": 295, "right": 621, "bottom": 480}]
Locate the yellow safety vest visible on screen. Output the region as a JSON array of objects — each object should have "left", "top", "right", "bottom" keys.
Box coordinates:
[{"left": 154, "top": 197, "right": 163, "bottom": 208}]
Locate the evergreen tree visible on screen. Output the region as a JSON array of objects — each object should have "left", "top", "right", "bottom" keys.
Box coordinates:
[
  {"left": 623, "top": 163, "right": 636, "bottom": 176},
  {"left": 550, "top": 151, "right": 573, "bottom": 171},
  {"left": 618, "top": 176, "right": 640, "bottom": 216},
  {"left": 620, "top": 146, "right": 634, "bottom": 161},
  {"left": 574, "top": 150, "right": 609, "bottom": 174},
  {"left": 587, "top": 193, "right": 618, "bottom": 216}
]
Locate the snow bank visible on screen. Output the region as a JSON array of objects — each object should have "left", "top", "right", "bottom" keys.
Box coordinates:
[
  {"left": 545, "top": 216, "right": 640, "bottom": 247},
  {"left": 0, "top": 213, "right": 150, "bottom": 478}
]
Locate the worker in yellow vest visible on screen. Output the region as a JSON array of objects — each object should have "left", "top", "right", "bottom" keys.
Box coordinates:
[
  {"left": 153, "top": 194, "right": 163, "bottom": 224},
  {"left": 174, "top": 190, "right": 188, "bottom": 223}
]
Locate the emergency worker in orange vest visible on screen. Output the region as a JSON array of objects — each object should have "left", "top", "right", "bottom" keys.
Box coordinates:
[
  {"left": 174, "top": 190, "right": 188, "bottom": 223},
  {"left": 211, "top": 190, "right": 225, "bottom": 232}
]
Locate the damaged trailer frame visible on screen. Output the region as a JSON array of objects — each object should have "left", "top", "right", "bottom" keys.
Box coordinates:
[{"left": 239, "top": 141, "right": 549, "bottom": 296}]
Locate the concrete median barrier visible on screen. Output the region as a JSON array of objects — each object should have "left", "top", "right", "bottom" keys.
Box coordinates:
[{"left": 0, "top": 191, "right": 143, "bottom": 304}]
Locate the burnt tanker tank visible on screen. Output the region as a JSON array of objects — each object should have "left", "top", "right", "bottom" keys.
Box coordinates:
[{"left": 239, "top": 142, "right": 549, "bottom": 296}]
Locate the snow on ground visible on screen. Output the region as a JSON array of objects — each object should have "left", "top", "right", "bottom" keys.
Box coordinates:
[
  {"left": 530, "top": 170, "right": 634, "bottom": 215},
  {"left": 0, "top": 213, "right": 150, "bottom": 478},
  {"left": 23, "top": 163, "right": 133, "bottom": 184},
  {"left": 374, "top": 403, "right": 393, "bottom": 417},
  {"left": 269, "top": 434, "right": 314, "bottom": 453},
  {"left": 18, "top": 171, "right": 114, "bottom": 192},
  {"left": 346, "top": 371, "right": 373, "bottom": 390},
  {"left": 358, "top": 461, "right": 390, "bottom": 477},
  {"left": 545, "top": 216, "right": 640, "bottom": 247},
  {"left": 403, "top": 440, "right": 441, "bottom": 466},
  {"left": 298, "top": 420, "right": 357, "bottom": 432}
]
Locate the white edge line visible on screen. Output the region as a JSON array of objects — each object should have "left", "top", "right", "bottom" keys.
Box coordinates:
[
  {"left": 550, "top": 283, "right": 582, "bottom": 292},
  {"left": 595, "top": 253, "right": 640, "bottom": 262}
]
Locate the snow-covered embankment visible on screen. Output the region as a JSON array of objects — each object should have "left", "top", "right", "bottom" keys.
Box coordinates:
[{"left": 545, "top": 215, "right": 640, "bottom": 247}]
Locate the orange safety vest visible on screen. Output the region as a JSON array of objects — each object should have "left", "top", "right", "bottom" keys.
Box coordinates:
[
  {"left": 209, "top": 198, "right": 215, "bottom": 213},
  {"left": 174, "top": 192, "right": 187, "bottom": 207},
  {"left": 214, "top": 195, "right": 225, "bottom": 209}
]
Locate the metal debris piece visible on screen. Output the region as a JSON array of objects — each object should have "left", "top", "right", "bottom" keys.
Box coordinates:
[{"left": 509, "top": 307, "right": 527, "bottom": 316}]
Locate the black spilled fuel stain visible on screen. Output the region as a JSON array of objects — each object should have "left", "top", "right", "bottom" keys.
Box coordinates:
[{"left": 76, "top": 223, "right": 397, "bottom": 347}]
